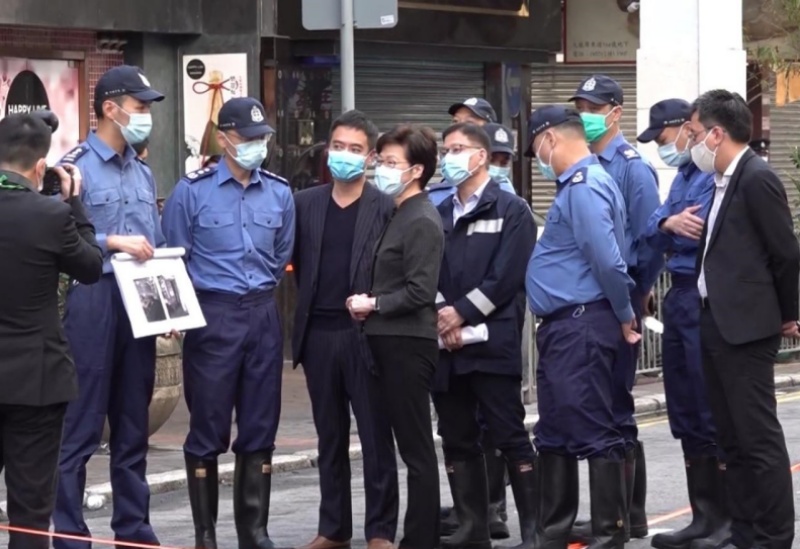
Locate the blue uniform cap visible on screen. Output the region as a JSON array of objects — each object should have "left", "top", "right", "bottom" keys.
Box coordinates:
[
  {"left": 95, "top": 65, "right": 165, "bottom": 103},
  {"left": 637, "top": 98, "right": 692, "bottom": 143},
  {"left": 448, "top": 98, "right": 498, "bottom": 123},
  {"left": 218, "top": 97, "right": 275, "bottom": 139},
  {"left": 525, "top": 105, "right": 583, "bottom": 158},
  {"left": 569, "top": 75, "right": 624, "bottom": 107},
  {"left": 484, "top": 123, "right": 515, "bottom": 156}
]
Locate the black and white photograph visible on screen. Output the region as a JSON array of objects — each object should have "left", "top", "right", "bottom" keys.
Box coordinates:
[
  {"left": 133, "top": 276, "right": 167, "bottom": 323},
  {"left": 158, "top": 275, "right": 190, "bottom": 319}
]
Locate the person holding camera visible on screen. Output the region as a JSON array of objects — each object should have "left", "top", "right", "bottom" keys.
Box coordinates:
[{"left": 0, "top": 111, "right": 103, "bottom": 549}]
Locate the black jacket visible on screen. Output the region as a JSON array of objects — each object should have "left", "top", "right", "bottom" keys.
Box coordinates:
[
  {"left": 0, "top": 170, "right": 103, "bottom": 405},
  {"left": 433, "top": 180, "right": 537, "bottom": 390},
  {"left": 291, "top": 183, "right": 394, "bottom": 366},
  {"left": 365, "top": 192, "right": 445, "bottom": 340},
  {"left": 697, "top": 149, "right": 800, "bottom": 345}
]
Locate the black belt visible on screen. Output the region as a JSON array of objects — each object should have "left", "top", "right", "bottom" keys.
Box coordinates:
[{"left": 541, "top": 300, "right": 610, "bottom": 324}]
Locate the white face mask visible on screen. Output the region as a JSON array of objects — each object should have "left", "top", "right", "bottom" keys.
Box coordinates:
[
  {"left": 690, "top": 133, "right": 718, "bottom": 173},
  {"left": 374, "top": 165, "right": 413, "bottom": 197}
]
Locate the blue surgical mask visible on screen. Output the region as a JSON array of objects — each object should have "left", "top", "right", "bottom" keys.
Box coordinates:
[
  {"left": 442, "top": 150, "right": 478, "bottom": 186},
  {"left": 535, "top": 134, "right": 557, "bottom": 181},
  {"left": 373, "top": 165, "right": 411, "bottom": 197},
  {"left": 488, "top": 165, "right": 512, "bottom": 185},
  {"left": 228, "top": 137, "right": 268, "bottom": 170},
  {"left": 657, "top": 127, "right": 691, "bottom": 168},
  {"left": 114, "top": 108, "right": 153, "bottom": 145},
  {"left": 328, "top": 150, "right": 366, "bottom": 183}
]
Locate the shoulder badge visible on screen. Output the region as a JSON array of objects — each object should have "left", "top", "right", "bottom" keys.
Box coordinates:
[
  {"left": 259, "top": 168, "right": 289, "bottom": 185},
  {"left": 569, "top": 168, "right": 587, "bottom": 185},
  {"left": 618, "top": 144, "right": 640, "bottom": 160},
  {"left": 185, "top": 165, "right": 217, "bottom": 183},
  {"left": 59, "top": 145, "right": 89, "bottom": 165}
]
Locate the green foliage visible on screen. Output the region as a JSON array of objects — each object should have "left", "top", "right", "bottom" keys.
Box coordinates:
[
  {"left": 788, "top": 146, "right": 800, "bottom": 234},
  {"left": 57, "top": 274, "right": 70, "bottom": 318}
]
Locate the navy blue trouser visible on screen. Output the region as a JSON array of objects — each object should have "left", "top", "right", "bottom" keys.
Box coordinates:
[
  {"left": 661, "top": 275, "right": 717, "bottom": 457},
  {"left": 434, "top": 372, "right": 535, "bottom": 463},
  {"left": 182, "top": 290, "right": 283, "bottom": 459},
  {"left": 611, "top": 284, "right": 643, "bottom": 448},
  {"left": 54, "top": 276, "right": 158, "bottom": 549},
  {"left": 302, "top": 317, "right": 399, "bottom": 542},
  {"left": 534, "top": 301, "right": 626, "bottom": 460}
]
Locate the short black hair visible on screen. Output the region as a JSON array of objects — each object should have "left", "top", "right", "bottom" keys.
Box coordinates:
[
  {"left": 691, "top": 90, "right": 752, "bottom": 144},
  {"left": 443, "top": 122, "right": 492, "bottom": 154},
  {"left": 554, "top": 119, "right": 587, "bottom": 139},
  {"left": 330, "top": 109, "right": 379, "bottom": 150},
  {"left": 376, "top": 124, "right": 438, "bottom": 188},
  {"left": 202, "top": 154, "right": 221, "bottom": 168},
  {"left": 94, "top": 95, "right": 124, "bottom": 120},
  {"left": 0, "top": 114, "right": 52, "bottom": 171},
  {"left": 132, "top": 139, "right": 149, "bottom": 156}
]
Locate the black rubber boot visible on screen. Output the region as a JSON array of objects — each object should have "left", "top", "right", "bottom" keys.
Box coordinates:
[
  {"left": 497, "top": 459, "right": 537, "bottom": 549},
  {"left": 534, "top": 453, "right": 579, "bottom": 549},
  {"left": 585, "top": 457, "right": 626, "bottom": 549},
  {"left": 630, "top": 441, "right": 648, "bottom": 539},
  {"left": 185, "top": 456, "right": 219, "bottom": 549},
  {"left": 441, "top": 506, "right": 460, "bottom": 538},
  {"left": 652, "top": 457, "right": 729, "bottom": 549},
  {"left": 486, "top": 450, "right": 511, "bottom": 540},
  {"left": 441, "top": 457, "right": 491, "bottom": 549},
  {"left": 234, "top": 452, "right": 282, "bottom": 549},
  {"left": 688, "top": 461, "right": 732, "bottom": 549}
]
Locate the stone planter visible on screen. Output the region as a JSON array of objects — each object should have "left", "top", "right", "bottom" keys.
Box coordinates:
[{"left": 101, "top": 335, "right": 183, "bottom": 442}]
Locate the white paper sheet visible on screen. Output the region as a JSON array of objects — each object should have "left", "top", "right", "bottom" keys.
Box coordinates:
[{"left": 438, "top": 324, "right": 489, "bottom": 350}]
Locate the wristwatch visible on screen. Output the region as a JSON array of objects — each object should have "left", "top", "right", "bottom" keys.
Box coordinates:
[{"left": 373, "top": 296, "right": 380, "bottom": 312}]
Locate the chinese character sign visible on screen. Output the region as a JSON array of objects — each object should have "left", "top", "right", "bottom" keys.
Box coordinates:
[
  {"left": 564, "top": 0, "right": 639, "bottom": 63},
  {"left": 182, "top": 53, "right": 248, "bottom": 173},
  {"left": 0, "top": 57, "right": 81, "bottom": 165}
]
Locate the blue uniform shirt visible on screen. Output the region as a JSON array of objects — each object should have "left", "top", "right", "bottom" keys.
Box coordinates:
[
  {"left": 645, "top": 161, "right": 714, "bottom": 276},
  {"left": 161, "top": 160, "right": 296, "bottom": 295},
  {"left": 597, "top": 133, "right": 664, "bottom": 292},
  {"left": 526, "top": 155, "right": 635, "bottom": 323},
  {"left": 59, "top": 132, "right": 165, "bottom": 274}
]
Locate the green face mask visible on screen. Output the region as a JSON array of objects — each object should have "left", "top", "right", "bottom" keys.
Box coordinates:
[{"left": 580, "top": 112, "right": 612, "bottom": 143}]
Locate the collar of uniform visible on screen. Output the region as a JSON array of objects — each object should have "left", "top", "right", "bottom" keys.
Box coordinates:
[
  {"left": 677, "top": 160, "right": 699, "bottom": 178},
  {"left": 557, "top": 154, "right": 598, "bottom": 186},
  {"left": 452, "top": 176, "right": 491, "bottom": 209},
  {"left": 597, "top": 132, "right": 627, "bottom": 162},
  {"left": 0, "top": 169, "right": 37, "bottom": 192},
  {"left": 86, "top": 131, "right": 137, "bottom": 163},
  {"left": 216, "top": 157, "right": 263, "bottom": 187}
]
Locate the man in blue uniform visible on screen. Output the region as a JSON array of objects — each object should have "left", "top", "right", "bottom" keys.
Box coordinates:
[
  {"left": 428, "top": 98, "right": 498, "bottom": 206},
  {"left": 640, "top": 99, "right": 730, "bottom": 549},
  {"left": 484, "top": 122, "right": 518, "bottom": 195},
  {"left": 568, "top": 74, "right": 663, "bottom": 542},
  {"left": 161, "top": 97, "right": 295, "bottom": 549},
  {"left": 433, "top": 123, "right": 537, "bottom": 549},
  {"left": 53, "top": 65, "right": 166, "bottom": 549},
  {"left": 525, "top": 105, "right": 639, "bottom": 549}
]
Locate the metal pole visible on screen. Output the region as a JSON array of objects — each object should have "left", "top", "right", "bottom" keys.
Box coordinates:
[{"left": 340, "top": 0, "right": 356, "bottom": 112}]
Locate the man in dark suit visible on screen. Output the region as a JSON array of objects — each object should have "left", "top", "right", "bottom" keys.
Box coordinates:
[
  {"left": 688, "top": 89, "right": 798, "bottom": 549},
  {"left": 292, "top": 110, "right": 399, "bottom": 549},
  {"left": 0, "top": 112, "right": 103, "bottom": 549}
]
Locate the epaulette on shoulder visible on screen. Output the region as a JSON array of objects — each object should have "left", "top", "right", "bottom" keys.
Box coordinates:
[
  {"left": 59, "top": 145, "right": 89, "bottom": 165},
  {"left": 569, "top": 168, "right": 588, "bottom": 185},
  {"left": 617, "top": 143, "right": 640, "bottom": 161},
  {"left": 259, "top": 168, "right": 289, "bottom": 185},
  {"left": 184, "top": 165, "right": 217, "bottom": 184}
]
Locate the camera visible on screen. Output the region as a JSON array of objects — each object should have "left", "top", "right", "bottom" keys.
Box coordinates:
[{"left": 40, "top": 166, "right": 75, "bottom": 197}]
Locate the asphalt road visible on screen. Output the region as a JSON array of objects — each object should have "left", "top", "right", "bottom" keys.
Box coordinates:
[{"left": 6, "top": 391, "right": 800, "bottom": 549}]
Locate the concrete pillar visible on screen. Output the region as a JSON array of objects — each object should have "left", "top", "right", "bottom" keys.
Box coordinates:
[{"left": 636, "top": 0, "right": 747, "bottom": 199}]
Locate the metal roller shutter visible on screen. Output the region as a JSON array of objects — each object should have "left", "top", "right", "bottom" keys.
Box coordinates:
[
  {"left": 331, "top": 58, "right": 486, "bottom": 134},
  {"left": 529, "top": 63, "right": 638, "bottom": 215},
  {"left": 767, "top": 96, "right": 800, "bottom": 209}
]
